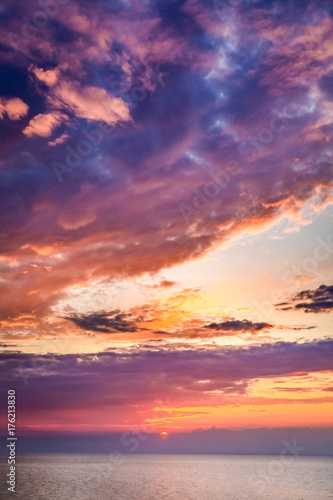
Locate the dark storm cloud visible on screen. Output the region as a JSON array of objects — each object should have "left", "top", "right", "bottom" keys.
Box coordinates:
[
  {"left": 205, "top": 319, "right": 273, "bottom": 333},
  {"left": 63, "top": 310, "right": 145, "bottom": 333},
  {"left": 276, "top": 284, "right": 333, "bottom": 313}
]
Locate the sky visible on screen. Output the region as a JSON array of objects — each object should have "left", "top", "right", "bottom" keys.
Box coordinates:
[{"left": 0, "top": 0, "right": 332, "bottom": 451}]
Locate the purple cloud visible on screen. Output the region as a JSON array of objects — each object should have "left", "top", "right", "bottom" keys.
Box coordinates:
[
  {"left": 0, "top": 0, "right": 332, "bottom": 330},
  {"left": 0, "top": 340, "right": 332, "bottom": 417}
]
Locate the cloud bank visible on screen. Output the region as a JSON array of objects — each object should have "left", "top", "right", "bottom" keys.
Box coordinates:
[{"left": 0, "top": 0, "right": 332, "bottom": 332}]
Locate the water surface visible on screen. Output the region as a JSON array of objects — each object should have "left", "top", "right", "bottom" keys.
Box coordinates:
[{"left": 1, "top": 453, "right": 332, "bottom": 499}]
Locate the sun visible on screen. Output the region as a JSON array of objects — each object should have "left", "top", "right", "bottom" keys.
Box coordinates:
[{"left": 161, "top": 431, "right": 168, "bottom": 439}]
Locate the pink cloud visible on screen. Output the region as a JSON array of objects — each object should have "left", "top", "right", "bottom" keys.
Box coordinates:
[
  {"left": 0, "top": 97, "right": 29, "bottom": 120},
  {"left": 50, "top": 80, "right": 131, "bottom": 125},
  {"left": 31, "top": 65, "right": 59, "bottom": 87},
  {"left": 57, "top": 211, "right": 97, "bottom": 231},
  {"left": 48, "top": 132, "right": 69, "bottom": 147},
  {"left": 23, "top": 112, "right": 67, "bottom": 138}
]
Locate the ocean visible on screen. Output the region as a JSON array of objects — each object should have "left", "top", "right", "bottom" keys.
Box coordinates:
[{"left": 1, "top": 453, "right": 332, "bottom": 499}]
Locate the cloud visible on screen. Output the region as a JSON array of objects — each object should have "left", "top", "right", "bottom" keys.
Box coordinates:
[
  {"left": 0, "top": 97, "right": 29, "bottom": 120},
  {"left": 274, "top": 386, "right": 314, "bottom": 393},
  {"left": 276, "top": 284, "right": 333, "bottom": 313},
  {"left": 63, "top": 310, "right": 145, "bottom": 333},
  {"left": 48, "top": 133, "right": 69, "bottom": 147},
  {"left": 0, "top": 340, "right": 332, "bottom": 427},
  {"left": 281, "top": 325, "right": 317, "bottom": 331},
  {"left": 57, "top": 211, "right": 96, "bottom": 230},
  {"left": 58, "top": 302, "right": 305, "bottom": 340},
  {"left": 0, "top": 0, "right": 333, "bottom": 332},
  {"left": 31, "top": 66, "right": 59, "bottom": 87},
  {"left": 30, "top": 64, "right": 131, "bottom": 130},
  {"left": 51, "top": 81, "right": 132, "bottom": 126},
  {"left": 158, "top": 280, "right": 177, "bottom": 288},
  {"left": 23, "top": 112, "right": 67, "bottom": 138},
  {"left": 205, "top": 319, "right": 273, "bottom": 333},
  {"left": 154, "top": 330, "right": 173, "bottom": 335}
]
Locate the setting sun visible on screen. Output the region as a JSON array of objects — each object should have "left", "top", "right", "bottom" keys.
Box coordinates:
[{"left": 161, "top": 432, "right": 168, "bottom": 439}]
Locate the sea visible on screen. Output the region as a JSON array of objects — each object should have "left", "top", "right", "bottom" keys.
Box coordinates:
[{"left": 1, "top": 453, "right": 332, "bottom": 499}]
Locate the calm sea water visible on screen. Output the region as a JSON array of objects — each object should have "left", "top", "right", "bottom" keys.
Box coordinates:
[{"left": 1, "top": 454, "right": 332, "bottom": 500}]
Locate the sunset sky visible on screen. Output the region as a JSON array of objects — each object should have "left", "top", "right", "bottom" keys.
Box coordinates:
[{"left": 0, "top": 0, "right": 332, "bottom": 442}]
